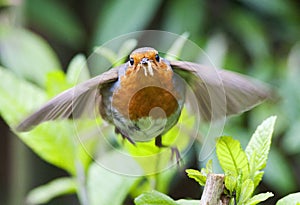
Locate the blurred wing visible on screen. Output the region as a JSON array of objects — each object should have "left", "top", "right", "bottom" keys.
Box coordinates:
[
  {"left": 16, "top": 65, "right": 123, "bottom": 131},
  {"left": 171, "top": 61, "right": 271, "bottom": 121}
]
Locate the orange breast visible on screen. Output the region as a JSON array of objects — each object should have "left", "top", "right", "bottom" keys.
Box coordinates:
[
  {"left": 128, "top": 86, "right": 178, "bottom": 120},
  {"left": 112, "top": 67, "right": 181, "bottom": 121}
]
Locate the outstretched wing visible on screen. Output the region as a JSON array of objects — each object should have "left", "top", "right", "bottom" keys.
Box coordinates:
[
  {"left": 16, "top": 65, "right": 124, "bottom": 131},
  {"left": 171, "top": 61, "right": 271, "bottom": 121}
]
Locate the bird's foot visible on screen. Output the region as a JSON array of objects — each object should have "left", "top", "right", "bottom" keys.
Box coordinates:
[
  {"left": 114, "top": 127, "right": 136, "bottom": 145},
  {"left": 155, "top": 135, "right": 182, "bottom": 165}
]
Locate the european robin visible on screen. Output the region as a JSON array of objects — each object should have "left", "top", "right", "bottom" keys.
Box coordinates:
[{"left": 16, "top": 47, "right": 270, "bottom": 160}]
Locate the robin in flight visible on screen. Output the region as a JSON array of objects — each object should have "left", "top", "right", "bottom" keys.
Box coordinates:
[{"left": 16, "top": 47, "right": 270, "bottom": 160}]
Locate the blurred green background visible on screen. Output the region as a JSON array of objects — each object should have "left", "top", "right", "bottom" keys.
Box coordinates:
[{"left": 0, "top": 0, "right": 299, "bottom": 204}]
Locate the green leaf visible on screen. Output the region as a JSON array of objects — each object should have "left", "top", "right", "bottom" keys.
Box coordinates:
[
  {"left": 94, "top": 46, "right": 118, "bottom": 65},
  {"left": 123, "top": 138, "right": 169, "bottom": 175},
  {"left": 92, "top": 0, "right": 161, "bottom": 45},
  {"left": 224, "top": 173, "right": 237, "bottom": 195},
  {"left": 277, "top": 193, "right": 300, "bottom": 205},
  {"left": 45, "top": 70, "right": 72, "bottom": 97},
  {"left": 176, "top": 199, "right": 200, "bottom": 205},
  {"left": 245, "top": 116, "right": 276, "bottom": 188},
  {"left": 117, "top": 39, "right": 138, "bottom": 63},
  {"left": 0, "top": 26, "right": 61, "bottom": 86},
  {"left": 156, "top": 167, "right": 178, "bottom": 193},
  {"left": 92, "top": 39, "right": 137, "bottom": 75},
  {"left": 235, "top": 170, "right": 244, "bottom": 202},
  {"left": 186, "top": 169, "right": 206, "bottom": 186},
  {"left": 162, "top": 0, "right": 204, "bottom": 38},
  {"left": 0, "top": 67, "right": 97, "bottom": 174},
  {"left": 204, "top": 159, "right": 213, "bottom": 174},
  {"left": 238, "top": 179, "right": 254, "bottom": 203},
  {"left": 19, "top": 120, "right": 97, "bottom": 174},
  {"left": 228, "top": 9, "right": 269, "bottom": 60},
  {"left": 246, "top": 116, "right": 276, "bottom": 170},
  {"left": 200, "top": 33, "right": 228, "bottom": 68},
  {"left": 134, "top": 190, "right": 179, "bottom": 205},
  {"left": 245, "top": 192, "right": 274, "bottom": 205},
  {"left": 253, "top": 171, "right": 264, "bottom": 189},
  {"left": 0, "top": 0, "right": 14, "bottom": 6},
  {"left": 186, "top": 160, "right": 212, "bottom": 186},
  {"left": 25, "top": 0, "right": 85, "bottom": 49},
  {"left": 201, "top": 160, "right": 213, "bottom": 177},
  {"left": 26, "top": 177, "right": 76, "bottom": 205},
  {"left": 247, "top": 150, "right": 264, "bottom": 188},
  {"left": 66, "top": 54, "right": 90, "bottom": 85},
  {"left": 87, "top": 162, "right": 137, "bottom": 205},
  {"left": 165, "top": 32, "right": 190, "bottom": 61},
  {"left": 240, "top": 0, "right": 297, "bottom": 19},
  {"left": 0, "top": 67, "right": 46, "bottom": 126},
  {"left": 216, "top": 136, "right": 249, "bottom": 180}
]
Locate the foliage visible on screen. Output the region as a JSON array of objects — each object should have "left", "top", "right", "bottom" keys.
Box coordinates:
[
  {"left": 217, "top": 116, "right": 276, "bottom": 204},
  {"left": 26, "top": 178, "right": 77, "bottom": 204},
  {"left": 0, "top": 29, "right": 194, "bottom": 204},
  {"left": 1, "top": 0, "right": 300, "bottom": 204},
  {"left": 185, "top": 160, "right": 212, "bottom": 186},
  {"left": 138, "top": 117, "right": 276, "bottom": 205},
  {"left": 276, "top": 193, "right": 300, "bottom": 205},
  {"left": 134, "top": 190, "right": 199, "bottom": 205}
]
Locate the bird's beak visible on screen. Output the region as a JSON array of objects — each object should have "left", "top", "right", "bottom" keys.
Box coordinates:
[
  {"left": 139, "top": 57, "right": 154, "bottom": 76},
  {"left": 141, "top": 57, "right": 149, "bottom": 65}
]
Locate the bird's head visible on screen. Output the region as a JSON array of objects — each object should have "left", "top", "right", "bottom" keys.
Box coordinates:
[{"left": 128, "top": 47, "right": 170, "bottom": 76}]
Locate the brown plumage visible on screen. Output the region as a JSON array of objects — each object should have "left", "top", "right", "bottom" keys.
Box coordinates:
[{"left": 16, "top": 47, "right": 271, "bottom": 147}]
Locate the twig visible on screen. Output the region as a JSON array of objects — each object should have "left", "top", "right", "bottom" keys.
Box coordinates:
[{"left": 200, "top": 174, "right": 230, "bottom": 205}]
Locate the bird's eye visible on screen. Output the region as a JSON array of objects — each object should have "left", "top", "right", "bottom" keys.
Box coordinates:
[
  {"left": 155, "top": 54, "right": 160, "bottom": 62},
  {"left": 129, "top": 57, "right": 134, "bottom": 66}
]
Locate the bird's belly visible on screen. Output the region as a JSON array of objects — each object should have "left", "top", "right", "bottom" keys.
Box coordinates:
[
  {"left": 111, "top": 85, "right": 184, "bottom": 142},
  {"left": 113, "top": 112, "right": 180, "bottom": 142},
  {"left": 99, "top": 69, "right": 185, "bottom": 142}
]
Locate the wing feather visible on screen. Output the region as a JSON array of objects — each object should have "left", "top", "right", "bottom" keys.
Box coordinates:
[
  {"left": 171, "top": 61, "right": 271, "bottom": 121},
  {"left": 16, "top": 65, "right": 122, "bottom": 131}
]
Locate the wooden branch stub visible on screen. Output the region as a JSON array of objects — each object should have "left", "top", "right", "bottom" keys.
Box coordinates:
[{"left": 200, "top": 173, "right": 229, "bottom": 205}]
